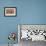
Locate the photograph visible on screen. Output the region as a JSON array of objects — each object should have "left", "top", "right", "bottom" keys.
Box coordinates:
[{"left": 4, "top": 7, "right": 16, "bottom": 16}]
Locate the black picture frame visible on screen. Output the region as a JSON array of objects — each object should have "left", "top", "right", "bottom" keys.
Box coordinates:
[{"left": 4, "top": 7, "right": 17, "bottom": 17}]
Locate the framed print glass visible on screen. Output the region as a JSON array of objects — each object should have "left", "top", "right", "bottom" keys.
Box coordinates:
[{"left": 4, "top": 7, "right": 17, "bottom": 17}]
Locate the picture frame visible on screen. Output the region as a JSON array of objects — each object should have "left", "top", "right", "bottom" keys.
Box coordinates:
[{"left": 4, "top": 7, "right": 17, "bottom": 17}]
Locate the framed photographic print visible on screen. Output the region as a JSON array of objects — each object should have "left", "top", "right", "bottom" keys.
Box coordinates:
[{"left": 4, "top": 7, "right": 17, "bottom": 17}]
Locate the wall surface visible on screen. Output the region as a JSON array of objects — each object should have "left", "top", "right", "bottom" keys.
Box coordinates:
[
  {"left": 0, "top": 0, "right": 46, "bottom": 44},
  {"left": 20, "top": 0, "right": 46, "bottom": 24}
]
